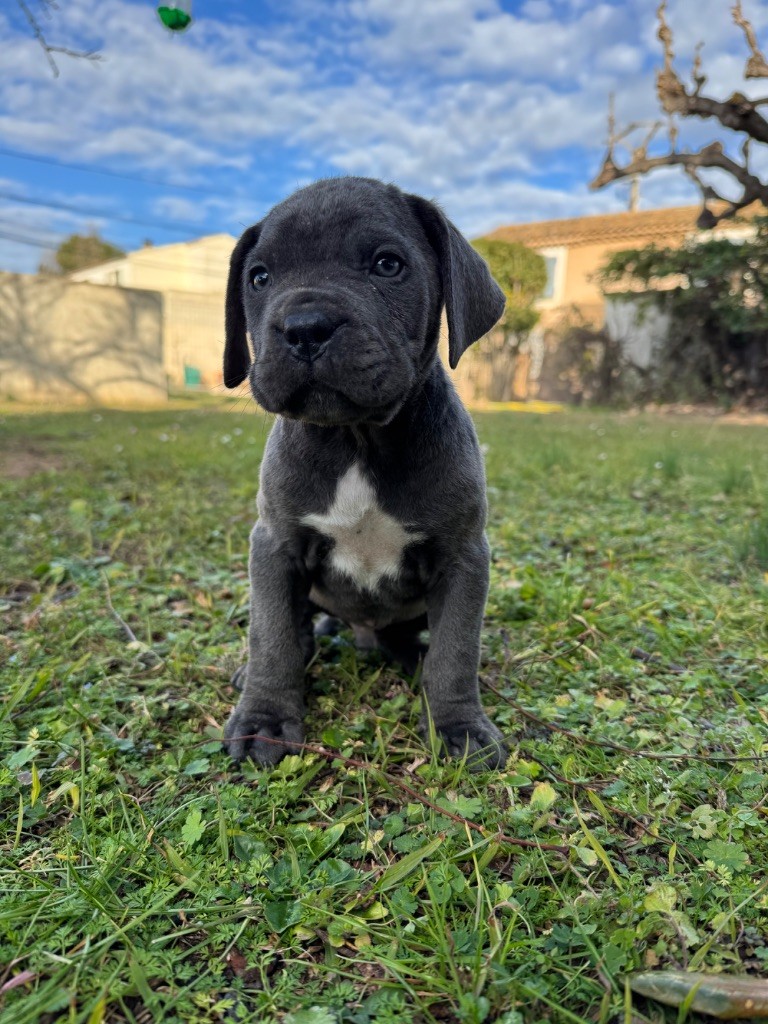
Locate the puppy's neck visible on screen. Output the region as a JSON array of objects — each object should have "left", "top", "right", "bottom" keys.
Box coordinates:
[{"left": 348, "top": 360, "right": 455, "bottom": 452}]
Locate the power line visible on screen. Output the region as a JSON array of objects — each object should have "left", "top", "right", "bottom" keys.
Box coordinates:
[
  {"left": 0, "top": 146, "right": 234, "bottom": 197},
  {"left": 0, "top": 219, "right": 256, "bottom": 281},
  {"left": 0, "top": 217, "right": 234, "bottom": 274},
  {"left": 0, "top": 218, "right": 60, "bottom": 242},
  {"left": 71, "top": 255, "right": 228, "bottom": 278},
  {"left": 0, "top": 223, "right": 231, "bottom": 268},
  {"left": 0, "top": 189, "right": 204, "bottom": 234},
  {"left": 0, "top": 228, "right": 60, "bottom": 249},
  {"left": 0, "top": 229, "right": 229, "bottom": 281}
]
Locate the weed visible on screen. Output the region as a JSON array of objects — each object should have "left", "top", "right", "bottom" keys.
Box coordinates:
[
  {"left": 1, "top": 406, "right": 767, "bottom": 1023},
  {"left": 719, "top": 463, "right": 753, "bottom": 497},
  {"left": 737, "top": 513, "right": 768, "bottom": 570},
  {"left": 651, "top": 448, "right": 683, "bottom": 481}
]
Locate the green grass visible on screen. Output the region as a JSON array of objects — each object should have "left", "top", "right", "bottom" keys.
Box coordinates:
[{"left": 1, "top": 404, "right": 767, "bottom": 1024}]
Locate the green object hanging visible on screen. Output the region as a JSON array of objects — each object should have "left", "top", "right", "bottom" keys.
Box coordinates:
[{"left": 157, "top": 5, "right": 192, "bottom": 32}]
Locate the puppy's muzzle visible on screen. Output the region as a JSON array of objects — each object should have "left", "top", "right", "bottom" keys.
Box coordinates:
[{"left": 278, "top": 308, "right": 346, "bottom": 364}]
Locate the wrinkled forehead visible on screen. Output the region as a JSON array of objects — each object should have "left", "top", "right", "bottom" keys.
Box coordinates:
[{"left": 255, "top": 184, "right": 425, "bottom": 261}]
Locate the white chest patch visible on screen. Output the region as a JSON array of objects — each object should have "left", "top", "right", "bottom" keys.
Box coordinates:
[{"left": 301, "top": 464, "right": 423, "bottom": 592}]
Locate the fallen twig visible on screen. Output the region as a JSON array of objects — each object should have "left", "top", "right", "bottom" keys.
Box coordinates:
[
  {"left": 483, "top": 679, "right": 767, "bottom": 764},
  {"left": 630, "top": 646, "right": 685, "bottom": 674},
  {"left": 103, "top": 574, "right": 162, "bottom": 667},
  {"left": 221, "top": 731, "right": 568, "bottom": 855},
  {"left": 103, "top": 575, "right": 139, "bottom": 644}
]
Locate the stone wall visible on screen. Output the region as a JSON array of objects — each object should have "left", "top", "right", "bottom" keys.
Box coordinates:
[{"left": 0, "top": 273, "right": 167, "bottom": 404}]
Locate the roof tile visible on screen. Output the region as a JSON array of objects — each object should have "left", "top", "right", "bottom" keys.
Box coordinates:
[{"left": 484, "top": 203, "right": 763, "bottom": 248}]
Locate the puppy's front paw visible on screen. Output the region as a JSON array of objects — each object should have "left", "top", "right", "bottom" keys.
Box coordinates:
[
  {"left": 430, "top": 715, "right": 509, "bottom": 771},
  {"left": 224, "top": 703, "right": 304, "bottom": 767}
]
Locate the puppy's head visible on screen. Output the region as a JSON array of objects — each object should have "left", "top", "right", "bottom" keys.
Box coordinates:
[{"left": 224, "top": 177, "right": 504, "bottom": 426}]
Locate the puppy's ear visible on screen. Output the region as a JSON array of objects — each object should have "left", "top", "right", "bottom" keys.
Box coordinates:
[
  {"left": 408, "top": 196, "right": 505, "bottom": 369},
  {"left": 224, "top": 224, "right": 261, "bottom": 388}
]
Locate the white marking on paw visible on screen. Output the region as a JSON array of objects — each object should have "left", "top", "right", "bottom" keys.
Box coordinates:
[{"left": 302, "top": 463, "right": 423, "bottom": 592}]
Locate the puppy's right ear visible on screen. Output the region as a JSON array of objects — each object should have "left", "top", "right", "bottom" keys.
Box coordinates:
[
  {"left": 407, "top": 195, "right": 505, "bottom": 369},
  {"left": 224, "top": 224, "right": 261, "bottom": 389}
]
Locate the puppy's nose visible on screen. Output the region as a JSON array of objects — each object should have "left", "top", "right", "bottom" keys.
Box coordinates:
[{"left": 282, "top": 309, "right": 341, "bottom": 362}]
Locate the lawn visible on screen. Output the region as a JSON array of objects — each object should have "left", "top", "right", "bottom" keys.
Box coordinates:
[{"left": 1, "top": 404, "right": 767, "bottom": 1024}]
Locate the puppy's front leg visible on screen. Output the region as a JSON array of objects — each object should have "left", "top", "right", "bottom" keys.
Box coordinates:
[
  {"left": 224, "top": 523, "right": 308, "bottom": 766},
  {"left": 421, "top": 537, "right": 508, "bottom": 770}
]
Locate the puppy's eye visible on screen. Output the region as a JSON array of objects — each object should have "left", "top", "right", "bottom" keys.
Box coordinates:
[
  {"left": 250, "top": 266, "right": 270, "bottom": 289},
  {"left": 372, "top": 253, "right": 403, "bottom": 278}
]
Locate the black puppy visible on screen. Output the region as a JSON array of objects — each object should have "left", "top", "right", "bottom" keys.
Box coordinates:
[{"left": 223, "top": 177, "right": 508, "bottom": 769}]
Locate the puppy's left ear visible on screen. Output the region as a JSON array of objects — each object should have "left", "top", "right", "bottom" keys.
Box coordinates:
[
  {"left": 408, "top": 196, "right": 505, "bottom": 369},
  {"left": 224, "top": 224, "right": 261, "bottom": 388}
]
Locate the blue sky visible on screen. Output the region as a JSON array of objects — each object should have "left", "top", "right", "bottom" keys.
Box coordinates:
[{"left": 1, "top": 0, "right": 767, "bottom": 273}]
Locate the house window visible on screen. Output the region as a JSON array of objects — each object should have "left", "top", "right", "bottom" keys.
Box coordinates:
[
  {"left": 536, "top": 246, "right": 566, "bottom": 304},
  {"left": 542, "top": 255, "right": 557, "bottom": 299}
]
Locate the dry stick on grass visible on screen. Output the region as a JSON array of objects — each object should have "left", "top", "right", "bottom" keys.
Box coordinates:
[
  {"left": 483, "top": 679, "right": 767, "bottom": 764},
  {"left": 495, "top": 714, "right": 696, "bottom": 854},
  {"left": 103, "top": 574, "right": 139, "bottom": 645},
  {"left": 103, "top": 574, "right": 163, "bottom": 667},
  {"left": 222, "top": 731, "right": 568, "bottom": 855}
]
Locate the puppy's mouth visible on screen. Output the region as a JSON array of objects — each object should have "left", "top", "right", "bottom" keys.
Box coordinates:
[{"left": 251, "top": 375, "right": 401, "bottom": 427}]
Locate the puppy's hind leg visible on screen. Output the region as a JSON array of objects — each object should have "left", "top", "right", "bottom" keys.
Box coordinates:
[
  {"left": 375, "top": 614, "right": 429, "bottom": 676},
  {"left": 352, "top": 624, "right": 378, "bottom": 652},
  {"left": 314, "top": 614, "right": 343, "bottom": 638},
  {"left": 231, "top": 663, "right": 248, "bottom": 691},
  {"left": 299, "top": 601, "right": 317, "bottom": 666}
]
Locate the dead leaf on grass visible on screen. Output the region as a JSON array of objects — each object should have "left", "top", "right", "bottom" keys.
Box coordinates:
[{"left": 630, "top": 970, "right": 768, "bottom": 1018}]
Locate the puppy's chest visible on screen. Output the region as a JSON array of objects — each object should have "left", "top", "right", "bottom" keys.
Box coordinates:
[{"left": 301, "top": 464, "right": 425, "bottom": 592}]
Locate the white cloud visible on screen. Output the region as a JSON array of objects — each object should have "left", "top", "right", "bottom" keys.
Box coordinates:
[
  {"left": 521, "top": 1, "right": 555, "bottom": 21},
  {"left": 0, "top": 0, "right": 765, "bottom": 271},
  {"left": 150, "top": 194, "right": 230, "bottom": 223}
]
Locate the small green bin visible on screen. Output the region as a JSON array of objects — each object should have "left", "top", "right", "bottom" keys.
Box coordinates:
[{"left": 183, "top": 365, "right": 202, "bottom": 388}]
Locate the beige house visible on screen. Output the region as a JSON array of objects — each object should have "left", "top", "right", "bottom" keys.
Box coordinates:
[
  {"left": 451, "top": 203, "right": 758, "bottom": 402},
  {"left": 72, "top": 234, "right": 235, "bottom": 388},
  {"left": 485, "top": 204, "right": 726, "bottom": 328},
  {"left": 70, "top": 234, "right": 234, "bottom": 292}
]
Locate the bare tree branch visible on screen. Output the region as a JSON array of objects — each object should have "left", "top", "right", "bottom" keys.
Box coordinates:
[
  {"left": 17, "top": 0, "right": 103, "bottom": 78},
  {"left": 691, "top": 42, "right": 707, "bottom": 96},
  {"left": 591, "top": 1, "right": 768, "bottom": 228},
  {"left": 654, "top": 1, "right": 768, "bottom": 141},
  {"left": 732, "top": 0, "right": 768, "bottom": 78},
  {"left": 606, "top": 92, "right": 646, "bottom": 147},
  {"left": 592, "top": 139, "right": 768, "bottom": 227}
]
